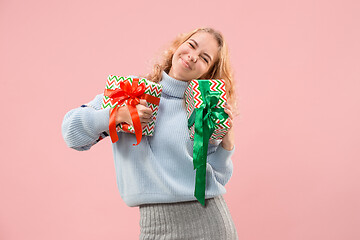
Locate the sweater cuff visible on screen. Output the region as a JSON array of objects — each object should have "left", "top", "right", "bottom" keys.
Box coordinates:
[
  {"left": 91, "top": 108, "right": 110, "bottom": 134},
  {"left": 207, "top": 144, "right": 235, "bottom": 170}
]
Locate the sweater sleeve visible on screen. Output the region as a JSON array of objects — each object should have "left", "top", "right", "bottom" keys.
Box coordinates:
[
  {"left": 61, "top": 93, "right": 111, "bottom": 151},
  {"left": 206, "top": 141, "right": 235, "bottom": 186}
]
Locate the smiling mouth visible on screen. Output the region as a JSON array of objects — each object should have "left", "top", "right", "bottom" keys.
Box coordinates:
[{"left": 180, "top": 58, "right": 192, "bottom": 70}]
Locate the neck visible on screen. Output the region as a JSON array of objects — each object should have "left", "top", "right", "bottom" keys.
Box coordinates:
[{"left": 160, "top": 71, "right": 189, "bottom": 98}]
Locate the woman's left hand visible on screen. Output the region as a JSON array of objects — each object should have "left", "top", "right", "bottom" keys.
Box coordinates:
[{"left": 221, "top": 102, "right": 235, "bottom": 151}]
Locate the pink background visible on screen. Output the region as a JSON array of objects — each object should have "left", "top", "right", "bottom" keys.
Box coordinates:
[{"left": 1, "top": 0, "right": 359, "bottom": 239}]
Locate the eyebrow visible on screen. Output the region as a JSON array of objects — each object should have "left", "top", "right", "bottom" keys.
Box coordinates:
[{"left": 189, "top": 39, "right": 213, "bottom": 62}]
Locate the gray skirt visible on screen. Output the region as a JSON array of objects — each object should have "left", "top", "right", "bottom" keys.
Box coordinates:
[{"left": 139, "top": 196, "right": 238, "bottom": 240}]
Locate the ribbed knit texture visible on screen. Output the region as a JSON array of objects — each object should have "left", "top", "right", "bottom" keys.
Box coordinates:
[
  {"left": 139, "top": 195, "right": 238, "bottom": 240},
  {"left": 62, "top": 71, "right": 235, "bottom": 207}
]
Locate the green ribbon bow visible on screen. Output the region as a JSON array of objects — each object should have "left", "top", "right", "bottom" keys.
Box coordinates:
[{"left": 188, "top": 80, "right": 228, "bottom": 205}]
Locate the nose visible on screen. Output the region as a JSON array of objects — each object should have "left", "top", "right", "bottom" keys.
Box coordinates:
[{"left": 188, "top": 54, "right": 197, "bottom": 63}]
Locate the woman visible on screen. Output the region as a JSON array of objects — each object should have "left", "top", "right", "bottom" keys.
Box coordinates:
[{"left": 62, "top": 27, "right": 238, "bottom": 240}]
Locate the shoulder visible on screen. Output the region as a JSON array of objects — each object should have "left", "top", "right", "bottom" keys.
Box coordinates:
[{"left": 82, "top": 93, "right": 104, "bottom": 110}]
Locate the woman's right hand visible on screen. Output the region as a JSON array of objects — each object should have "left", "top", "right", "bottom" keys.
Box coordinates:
[{"left": 113, "top": 99, "right": 153, "bottom": 128}]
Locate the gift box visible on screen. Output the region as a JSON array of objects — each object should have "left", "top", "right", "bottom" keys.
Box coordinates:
[
  {"left": 101, "top": 75, "right": 162, "bottom": 145},
  {"left": 184, "top": 79, "right": 230, "bottom": 206},
  {"left": 185, "top": 79, "right": 230, "bottom": 140}
]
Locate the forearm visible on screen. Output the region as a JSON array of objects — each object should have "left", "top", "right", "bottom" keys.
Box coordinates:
[
  {"left": 206, "top": 142, "right": 235, "bottom": 186},
  {"left": 220, "top": 128, "right": 235, "bottom": 151},
  {"left": 61, "top": 94, "right": 110, "bottom": 150}
]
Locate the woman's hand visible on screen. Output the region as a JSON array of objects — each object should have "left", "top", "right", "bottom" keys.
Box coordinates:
[
  {"left": 113, "top": 99, "right": 153, "bottom": 128},
  {"left": 221, "top": 102, "right": 235, "bottom": 151}
]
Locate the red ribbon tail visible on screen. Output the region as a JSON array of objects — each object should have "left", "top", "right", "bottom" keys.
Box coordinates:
[
  {"left": 109, "top": 107, "right": 119, "bottom": 143},
  {"left": 127, "top": 103, "right": 142, "bottom": 146},
  {"left": 142, "top": 94, "right": 160, "bottom": 105}
]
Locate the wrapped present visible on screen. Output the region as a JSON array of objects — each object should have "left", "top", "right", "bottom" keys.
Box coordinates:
[
  {"left": 185, "top": 79, "right": 230, "bottom": 139},
  {"left": 184, "top": 79, "right": 230, "bottom": 205},
  {"left": 101, "top": 75, "right": 162, "bottom": 145}
]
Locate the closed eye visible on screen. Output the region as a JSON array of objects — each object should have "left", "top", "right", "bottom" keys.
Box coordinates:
[
  {"left": 188, "top": 40, "right": 209, "bottom": 63},
  {"left": 201, "top": 56, "right": 209, "bottom": 63}
]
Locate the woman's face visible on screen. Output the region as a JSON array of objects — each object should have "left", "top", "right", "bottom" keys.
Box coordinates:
[{"left": 168, "top": 32, "right": 219, "bottom": 81}]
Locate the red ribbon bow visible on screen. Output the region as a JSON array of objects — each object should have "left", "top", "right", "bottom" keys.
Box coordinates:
[{"left": 104, "top": 78, "right": 146, "bottom": 145}]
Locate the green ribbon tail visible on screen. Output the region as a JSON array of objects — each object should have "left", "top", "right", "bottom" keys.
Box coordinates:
[
  {"left": 194, "top": 108, "right": 217, "bottom": 206},
  {"left": 193, "top": 108, "right": 205, "bottom": 170},
  {"left": 193, "top": 108, "right": 207, "bottom": 205},
  {"left": 194, "top": 164, "right": 206, "bottom": 206}
]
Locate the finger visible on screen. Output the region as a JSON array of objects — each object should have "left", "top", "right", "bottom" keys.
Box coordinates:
[
  {"left": 144, "top": 108, "right": 153, "bottom": 115},
  {"left": 140, "top": 117, "right": 151, "bottom": 123},
  {"left": 141, "top": 115, "right": 152, "bottom": 122},
  {"left": 225, "top": 102, "right": 233, "bottom": 109},
  {"left": 137, "top": 104, "right": 152, "bottom": 114},
  {"left": 139, "top": 111, "right": 152, "bottom": 118},
  {"left": 228, "top": 118, "right": 233, "bottom": 128},
  {"left": 140, "top": 118, "right": 150, "bottom": 123},
  {"left": 139, "top": 99, "right": 147, "bottom": 106},
  {"left": 140, "top": 116, "right": 151, "bottom": 122},
  {"left": 224, "top": 108, "right": 234, "bottom": 120},
  {"left": 209, "top": 139, "right": 216, "bottom": 145},
  {"left": 141, "top": 118, "right": 151, "bottom": 125}
]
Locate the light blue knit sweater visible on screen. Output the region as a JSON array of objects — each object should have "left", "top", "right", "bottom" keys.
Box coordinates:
[{"left": 62, "top": 71, "right": 235, "bottom": 207}]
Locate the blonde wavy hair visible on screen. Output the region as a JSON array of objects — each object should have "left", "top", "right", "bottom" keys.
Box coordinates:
[{"left": 142, "top": 27, "right": 236, "bottom": 107}]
